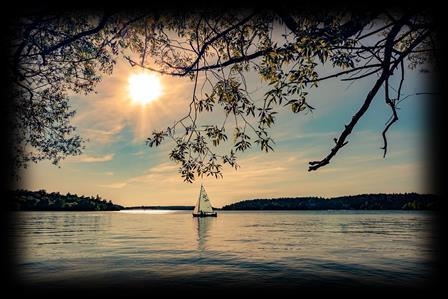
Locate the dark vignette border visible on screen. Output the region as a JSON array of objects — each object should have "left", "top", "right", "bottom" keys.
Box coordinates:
[{"left": 0, "top": 1, "right": 445, "bottom": 297}]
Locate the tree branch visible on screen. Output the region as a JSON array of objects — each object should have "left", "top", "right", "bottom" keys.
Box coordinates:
[
  {"left": 40, "top": 13, "right": 113, "bottom": 57},
  {"left": 380, "top": 60, "right": 404, "bottom": 157},
  {"left": 308, "top": 16, "right": 427, "bottom": 171}
]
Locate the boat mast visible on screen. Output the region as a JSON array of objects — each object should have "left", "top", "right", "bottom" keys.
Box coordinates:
[{"left": 198, "top": 184, "right": 202, "bottom": 213}]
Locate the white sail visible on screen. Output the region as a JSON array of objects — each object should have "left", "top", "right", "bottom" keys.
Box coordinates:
[
  {"left": 199, "top": 185, "right": 214, "bottom": 213},
  {"left": 193, "top": 193, "right": 201, "bottom": 214},
  {"left": 193, "top": 185, "right": 214, "bottom": 214}
]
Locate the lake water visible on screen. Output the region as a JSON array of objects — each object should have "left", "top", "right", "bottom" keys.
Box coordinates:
[{"left": 9, "top": 210, "right": 437, "bottom": 290}]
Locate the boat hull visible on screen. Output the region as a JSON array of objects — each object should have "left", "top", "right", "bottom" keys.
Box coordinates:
[{"left": 192, "top": 212, "right": 217, "bottom": 217}]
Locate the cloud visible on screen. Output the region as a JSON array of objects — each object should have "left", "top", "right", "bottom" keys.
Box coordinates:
[
  {"left": 99, "top": 182, "right": 127, "bottom": 189},
  {"left": 97, "top": 162, "right": 179, "bottom": 191},
  {"left": 78, "top": 154, "right": 114, "bottom": 163},
  {"left": 131, "top": 150, "right": 146, "bottom": 157},
  {"left": 82, "top": 123, "right": 126, "bottom": 145},
  {"left": 127, "top": 162, "right": 179, "bottom": 184}
]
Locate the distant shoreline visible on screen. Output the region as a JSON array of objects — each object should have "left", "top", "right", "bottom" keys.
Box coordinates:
[
  {"left": 9, "top": 190, "right": 438, "bottom": 211},
  {"left": 122, "top": 206, "right": 194, "bottom": 210},
  {"left": 221, "top": 193, "right": 438, "bottom": 211}
]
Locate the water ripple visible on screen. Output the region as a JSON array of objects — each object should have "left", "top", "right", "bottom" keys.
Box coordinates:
[{"left": 10, "top": 210, "right": 436, "bottom": 288}]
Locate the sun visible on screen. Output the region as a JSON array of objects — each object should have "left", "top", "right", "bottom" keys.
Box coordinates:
[{"left": 128, "top": 73, "right": 163, "bottom": 105}]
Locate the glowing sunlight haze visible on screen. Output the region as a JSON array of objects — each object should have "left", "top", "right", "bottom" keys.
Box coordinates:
[{"left": 128, "top": 73, "right": 163, "bottom": 105}]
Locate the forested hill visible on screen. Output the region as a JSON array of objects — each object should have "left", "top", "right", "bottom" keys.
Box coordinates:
[
  {"left": 221, "top": 193, "right": 438, "bottom": 210},
  {"left": 9, "top": 189, "right": 123, "bottom": 211}
]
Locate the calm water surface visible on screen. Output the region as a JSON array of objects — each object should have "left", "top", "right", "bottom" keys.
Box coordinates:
[{"left": 11, "top": 210, "right": 436, "bottom": 288}]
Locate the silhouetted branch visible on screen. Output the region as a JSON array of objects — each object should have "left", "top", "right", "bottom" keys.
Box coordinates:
[
  {"left": 41, "top": 14, "right": 112, "bottom": 57},
  {"left": 308, "top": 18, "right": 429, "bottom": 171},
  {"left": 380, "top": 61, "right": 404, "bottom": 157}
]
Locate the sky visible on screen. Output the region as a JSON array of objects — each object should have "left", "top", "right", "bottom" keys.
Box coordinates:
[{"left": 19, "top": 33, "right": 436, "bottom": 208}]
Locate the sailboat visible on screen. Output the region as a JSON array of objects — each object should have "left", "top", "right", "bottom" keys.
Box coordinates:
[{"left": 192, "top": 184, "right": 217, "bottom": 217}]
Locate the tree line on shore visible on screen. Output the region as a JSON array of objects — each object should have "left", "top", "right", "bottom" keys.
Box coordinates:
[
  {"left": 10, "top": 189, "right": 123, "bottom": 211},
  {"left": 9, "top": 190, "right": 438, "bottom": 211},
  {"left": 221, "top": 193, "right": 438, "bottom": 210}
]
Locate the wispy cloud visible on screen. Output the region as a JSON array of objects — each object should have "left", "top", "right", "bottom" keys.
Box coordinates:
[
  {"left": 78, "top": 154, "right": 114, "bottom": 163},
  {"left": 99, "top": 182, "right": 127, "bottom": 189},
  {"left": 82, "top": 124, "right": 126, "bottom": 145},
  {"left": 98, "top": 162, "right": 179, "bottom": 190},
  {"left": 131, "top": 150, "right": 146, "bottom": 157},
  {"left": 128, "top": 162, "right": 179, "bottom": 183}
]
